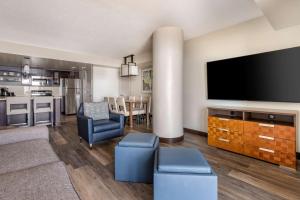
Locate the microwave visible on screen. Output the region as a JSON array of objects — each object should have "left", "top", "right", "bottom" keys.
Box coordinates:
[{"left": 31, "top": 76, "right": 53, "bottom": 86}]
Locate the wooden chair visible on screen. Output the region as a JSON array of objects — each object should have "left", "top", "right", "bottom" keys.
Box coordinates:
[
  {"left": 108, "top": 97, "right": 119, "bottom": 113},
  {"left": 147, "top": 96, "right": 152, "bottom": 124},
  {"left": 135, "top": 96, "right": 146, "bottom": 124},
  {"left": 116, "top": 97, "right": 139, "bottom": 126}
]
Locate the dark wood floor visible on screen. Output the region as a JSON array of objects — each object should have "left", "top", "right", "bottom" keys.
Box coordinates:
[{"left": 49, "top": 116, "right": 300, "bottom": 200}]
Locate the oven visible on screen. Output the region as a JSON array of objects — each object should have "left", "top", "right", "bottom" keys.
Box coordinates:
[{"left": 31, "top": 76, "right": 53, "bottom": 86}]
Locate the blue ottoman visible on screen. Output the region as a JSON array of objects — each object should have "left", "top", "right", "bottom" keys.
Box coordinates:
[
  {"left": 154, "top": 147, "right": 217, "bottom": 200},
  {"left": 115, "top": 133, "right": 159, "bottom": 183}
]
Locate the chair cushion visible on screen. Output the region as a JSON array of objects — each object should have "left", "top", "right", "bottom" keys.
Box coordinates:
[
  {"left": 0, "top": 161, "right": 79, "bottom": 200},
  {"left": 0, "top": 139, "right": 60, "bottom": 175},
  {"left": 158, "top": 147, "right": 212, "bottom": 174},
  {"left": 84, "top": 102, "right": 109, "bottom": 120},
  {"left": 119, "top": 133, "right": 157, "bottom": 148},
  {"left": 93, "top": 119, "right": 120, "bottom": 133}
]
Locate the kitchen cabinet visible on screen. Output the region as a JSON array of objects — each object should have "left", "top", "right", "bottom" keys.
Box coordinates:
[
  {"left": 0, "top": 100, "right": 7, "bottom": 126},
  {"left": 54, "top": 98, "right": 61, "bottom": 126}
]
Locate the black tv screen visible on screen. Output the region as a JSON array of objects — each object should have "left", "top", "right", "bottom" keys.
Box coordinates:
[{"left": 207, "top": 47, "right": 300, "bottom": 102}]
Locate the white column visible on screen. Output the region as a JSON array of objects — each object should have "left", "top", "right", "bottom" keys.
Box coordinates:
[{"left": 153, "top": 26, "right": 184, "bottom": 141}]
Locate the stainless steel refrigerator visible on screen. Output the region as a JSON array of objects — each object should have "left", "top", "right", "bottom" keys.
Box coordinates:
[{"left": 62, "top": 78, "right": 81, "bottom": 115}]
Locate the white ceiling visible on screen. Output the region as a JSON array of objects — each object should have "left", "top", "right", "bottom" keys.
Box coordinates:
[{"left": 0, "top": 0, "right": 262, "bottom": 61}]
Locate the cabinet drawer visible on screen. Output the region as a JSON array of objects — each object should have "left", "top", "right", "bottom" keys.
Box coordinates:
[
  {"left": 244, "top": 132, "right": 276, "bottom": 149},
  {"left": 274, "top": 125, "right": 295, "bottom": 141},
  {"left": 244, "top": 121, "right": 275, "bottom": 137},
  {"left": 208, "top": 127, "right": 243, "bottom": 154},
  {"left": 244, "top": 144, "right": 279, "bottom": 164},
  {"left": 208, "top": 116, "right": 243, "bottom": 133}
]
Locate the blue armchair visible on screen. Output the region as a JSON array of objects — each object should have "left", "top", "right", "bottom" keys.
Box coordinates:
[{"left": 77, "top": 103, "right": 125, "bottom": 149}]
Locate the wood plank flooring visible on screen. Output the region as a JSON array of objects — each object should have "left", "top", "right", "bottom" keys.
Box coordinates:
[{"left": 49, "top": 116, "right": 300, "bottom": 200}]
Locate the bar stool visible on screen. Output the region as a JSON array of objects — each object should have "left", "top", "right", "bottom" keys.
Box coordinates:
[
  {"left": 6, "top": 97, "right": 31, "bottom": 126},
  {"left": 33, "top": 96, "right": 54, "bottom": 126}
]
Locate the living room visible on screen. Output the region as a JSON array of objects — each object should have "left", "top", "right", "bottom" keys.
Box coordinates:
[{"left": 0, "top": 1, "right": 300, "bottom": 200}]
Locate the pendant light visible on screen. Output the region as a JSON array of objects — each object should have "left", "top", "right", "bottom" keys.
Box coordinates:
[{"left": 120, "top": 55, "right": 139, "bottom": 77}]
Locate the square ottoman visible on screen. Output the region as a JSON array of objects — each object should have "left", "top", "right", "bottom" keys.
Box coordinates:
[
  {"left": 115, "top": 133, "right": 159, "bottom": 183},
  {"left": 154, "top": 147, "right": 217, "bottom": 200}
]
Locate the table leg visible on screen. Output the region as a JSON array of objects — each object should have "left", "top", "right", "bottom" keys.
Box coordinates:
[{"left": 129, "top": 102, "right": 133, "bottom": 128}]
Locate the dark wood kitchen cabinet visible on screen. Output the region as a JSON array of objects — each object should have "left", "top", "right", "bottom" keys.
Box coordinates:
[
  {"left": 53, "top": 98, "right": 61, "bottom": 126},
  {"left": 0, "top": 100, "right": 7, "bottom": 126}
]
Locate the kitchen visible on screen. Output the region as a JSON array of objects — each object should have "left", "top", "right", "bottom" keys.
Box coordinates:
[{"left": 0, "top": 52, "right": 92, "bottom": 128}]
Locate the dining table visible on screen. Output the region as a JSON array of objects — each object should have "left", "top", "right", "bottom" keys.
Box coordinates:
[{"left": 125, "top": 99, "right": 149, "bottom": 128}]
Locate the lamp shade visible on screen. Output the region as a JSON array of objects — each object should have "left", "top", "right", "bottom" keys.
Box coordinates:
[{"left": 120, "top": 64, "right": 139, "bottom": 76}]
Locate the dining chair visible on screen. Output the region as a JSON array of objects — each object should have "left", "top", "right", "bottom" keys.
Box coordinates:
[
  {"left": 129, "top": 96, "right": 136, "bottom": 108},
  {"left": 108, "top": 97, "right": 119, "bottom": 113},
  {"left": 116, "top": 97, "right": 139, "bottom": 126},
  {"left": 135, "top": 96, "right": 146, "bottom": 124},
  {"left": 148, "top": 96, "right": 152, "bottom": 124}
]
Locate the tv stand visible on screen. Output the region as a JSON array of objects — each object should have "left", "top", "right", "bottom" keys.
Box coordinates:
[{"left": 208, "top": 106, "right": 297, "bottom": 169}]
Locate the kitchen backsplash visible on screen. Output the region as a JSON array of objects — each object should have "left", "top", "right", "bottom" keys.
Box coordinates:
[{"left": 0, "top": 85, "right": 62, "bottom": 97}]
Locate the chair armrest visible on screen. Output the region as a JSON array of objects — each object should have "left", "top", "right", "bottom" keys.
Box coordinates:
[
  {"left": 77, "top": 115, "right": 93, "bottom": 144},
  {"left": 109, "top": 113, "right": 124, "bottom": 129}
]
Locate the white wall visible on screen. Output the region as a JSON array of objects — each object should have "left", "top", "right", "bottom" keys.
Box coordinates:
[
  {"left": 183, "top": 17, "right": 300, "bottom": 151},
  {"left": 92, "top": 65, "right": 120, "bottom": 101}
]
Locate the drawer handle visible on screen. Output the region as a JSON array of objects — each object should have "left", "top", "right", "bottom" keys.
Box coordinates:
[
  {"left": 218, "top": 118, "right": 229, "bottom": 121},
  {"left": 218, "top": 128, "right": 229, "bottom": 132},
  {"left": 259, "top": 147, "right": 274, "bottom": 154},
  {"left": 258, "top": 123, "right": 274, "bottom": 128},
  {"left": 258, "top": 135, "right": 274, "bottom": 140},
  {"left": 218, "top": 138, "right": 229, "bottom": 143}
]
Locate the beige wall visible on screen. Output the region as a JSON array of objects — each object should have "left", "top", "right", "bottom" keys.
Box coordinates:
[{"left": 183, "top": 17, "right": 300, "bottom": 151}]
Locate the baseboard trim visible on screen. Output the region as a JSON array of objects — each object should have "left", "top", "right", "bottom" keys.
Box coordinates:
[
  {"left": 183, "top": 128, "right": 208, "bottom": 137},
  {"left": 160, "top": 135, "right": 184, "bottom": 143}
]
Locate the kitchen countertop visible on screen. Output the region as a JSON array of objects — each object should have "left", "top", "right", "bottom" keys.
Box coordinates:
[{"left": 0, "top": 96, "right": 62, "bottom": 101}]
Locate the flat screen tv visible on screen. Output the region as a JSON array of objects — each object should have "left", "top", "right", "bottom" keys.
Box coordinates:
[{"left": 207, "top": 46, "right": 300, "bottom": 102}]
